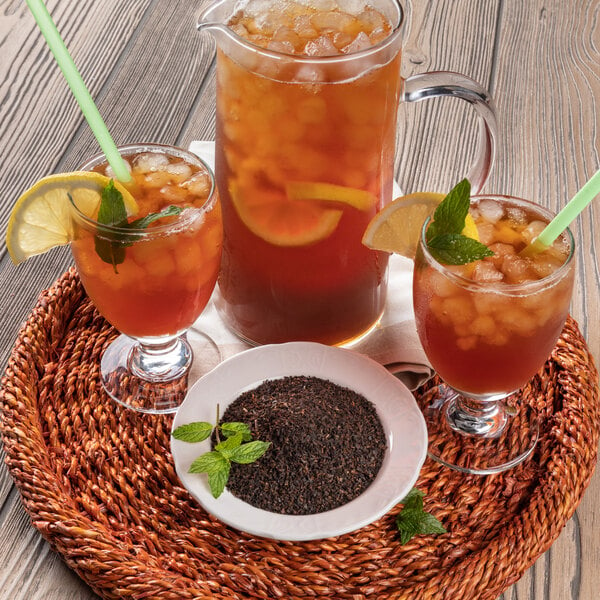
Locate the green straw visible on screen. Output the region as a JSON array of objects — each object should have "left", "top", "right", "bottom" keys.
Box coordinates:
[
  {"left": 522, "top": 167, "right": 600, "bottom": 256},
  {"left": 26, "top": 0, "right": 131, "bottom": 182}
]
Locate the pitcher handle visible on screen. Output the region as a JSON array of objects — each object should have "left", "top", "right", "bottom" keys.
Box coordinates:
[{"left": 402, "top": 71, "right": 497, "bottom": 193}]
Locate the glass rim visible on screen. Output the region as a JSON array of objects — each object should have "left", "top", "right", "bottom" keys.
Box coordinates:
[
  {"left": 418, "top": 194, "right": 576, "bottom": 293},
  {"left": 198, "top": 0, "right": 405, "bottom": 65},
  {"left": 70, "top": 143, "right": 218, "bottom": 237}
]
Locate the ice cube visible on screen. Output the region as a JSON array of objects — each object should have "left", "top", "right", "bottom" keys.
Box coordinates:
[
  {"left": 159, "top": 185, "right": 187, "bottom": 204},
  {"left": 338, "top": 0, "right": 367, "bottom": 15},
  {"left": 477, "top": 199, "right": 504, "bottom": 223},
  {"left": 267, "top": 39, "right": 296, "bottom": 53},
  {"left": 293, "top": 15, "right": 318, "bottom": 40},
  {"left": 300, "top": 0, "right": 338, "bottom": 10},
  {"left": 441, "top": 295, "right": 476, "bottom": 326},
  {"left": 487, "top": 242, "right": 516, "bottom": 269},
  {"left": 429, "top": 296, "right": 453, "bottom": 325},
  {"left": 332, "top": 31, "right": 354, "bottom": 49},
  {"left": 133, "top": 152, "right": 169, "bottom": 174},
  {"left": 310, "top": 11, "right": 357, "bottom": 34},
  {"left": 143, "top": 170, "right": 172, "bottom": 189},
  {"left": 175, "top": 241, "right": 204, "bottom": 275},
  {"left": 507, "top": 207, "right": 527, "bottom": 225},
  {"left": 165, "top": 162, "right": 192, "bottom": 183},
  {"left": 456, "top": 335, "right": 478, "bottom": 351},
  {"left": 342, "top": 31, "right": 371, "bottom": 53},
  {"left": 498, "top": 307, "right": 537, "bottom": 336},
  {"left": 427, "top": 270, "right": 457, "bottom": 298},
  {"left": 488, "top": 329, "right": 509, "bottom": 346},
  {"left": 501, "top": 255, "right": 532, "bottom": 284},
  {"left": 472, "top": 261, "right": 504, "bottom": 283},
  {"left": 522, "top": 220, "right": 546, "bottom": 243},
  {"left": 488, "top": 242, "right": 516, "bottom": 258},
  {"left": 530, "top": 254, "right": 564, "bottom": 279},
  {"left": 144, "top": 252, "right": 176, "bottom": 279},
  {"left": 304, "top": 35, "right": 338, "bottom": 56},
  {"left": 476, "top": 221, "right": 495, "bottom": 245},
  {"left": 368, "top": 27, "right": 389, "bottom": 45},
  {"left": 470, "top": 314, "right": 496, "bottom": 337},
  {"left": 181, "top": 172, "right": 211, "bottom": 197},
  {"left": 472, "top": 291, "right": 503, "bottom": 315},
  {"left": 550, "top": 234, "right": 570, "bottom": 259},
  {"left": 357, "top": 7, "right": 386, "bottom": 33},
  {"left": 273, "top": 25, "right": 302, "bottom": 48}
]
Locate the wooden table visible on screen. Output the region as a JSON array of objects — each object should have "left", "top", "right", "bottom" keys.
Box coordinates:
[{"left": 0, "top": 1, "right": 598, "bottom": 598}]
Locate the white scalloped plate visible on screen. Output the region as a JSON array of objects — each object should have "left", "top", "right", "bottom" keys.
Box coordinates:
[{"left": 171, "top": 342, "right": 427, "bottom": 541}]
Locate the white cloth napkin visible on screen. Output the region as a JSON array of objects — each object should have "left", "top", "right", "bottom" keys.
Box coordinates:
[{"left": 189, "top": 141, "right": 432, "bottom": 390}]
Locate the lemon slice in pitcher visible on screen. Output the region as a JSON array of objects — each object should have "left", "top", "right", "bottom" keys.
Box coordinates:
[
  {"left": 230, "top": 181, "right": 343, "bottom": 247},
  {"left": 6, "top": 172, "right": 138, "bottom": 265},
  {"left": 362, "top": 191, "right": 479, "bottom": 258},
  {"left": 286, "top": 181, "right": 377, "bottom": 211}
]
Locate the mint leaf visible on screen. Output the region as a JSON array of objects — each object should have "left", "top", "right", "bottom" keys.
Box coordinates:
[
  {"left": 215, "top": 432, "right": 244, "bottom": 457},
  {"left": 220, "top": 422, "right": 252, "bottom": 441},
  {"left": 426, "top": 178, "right": 470, "bottom": 241},
  {"left": 182, "top": 408, "right": 270, "bottom": 499},
  {"left": 129, "top": 205, "right": 182, "bottom": 229},
  {"left": 396, "top": 487, "right": 446, "bottom": 544},
  {"left": 189, "top": 450, "right": 228, "bottom": 474},
  {"left": 172, "top": 421, "right": 213, "bottom": 443},
  {"left": 97, "top": 180, "right": 129, "bottom": 227},
  {"left": 229, "top": 440, "right": 271, "bottom": 464},
  {"left": 428, "top": 233, "right": 494, "bottom": 265},
  {"left": 425, "top": 179, "right": 494, "bottom": 265},
  {"left": 401, "top": 487, "right": 424, "bottom": 510},
  {"left": 93, "top": 180, "right": 183, "bottom": 271},
  {"left": 208, "top": 462, "right": 231, "bottom": 498},
  {"left": 94, "top": 232, "right": 126, "bottom": 272}
]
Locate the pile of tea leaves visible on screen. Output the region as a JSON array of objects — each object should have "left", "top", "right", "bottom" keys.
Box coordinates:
[{"left": 217, "top": 375, "right": 387, "bottom": 515}]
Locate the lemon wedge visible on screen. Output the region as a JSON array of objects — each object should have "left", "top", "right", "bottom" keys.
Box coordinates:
[
  {"left": 6, "top": 172, "right": 138, "bottom": 265},
  {"left": 362, "top": 191, "right": 479, "bottom": 258}
]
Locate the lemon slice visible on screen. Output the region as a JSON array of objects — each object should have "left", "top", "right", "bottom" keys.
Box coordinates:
[
  {"left": 285, "top": 181, "right": 377, "bottom": 211},
  {"left": 230, "top": 181, "right": 343, "bottom": 247},
  {"left": 6, "top": 172, "right": 138, "bottom": 265},
  {"left": 362, "top": 191, "right": 479, "bottom": 258}
]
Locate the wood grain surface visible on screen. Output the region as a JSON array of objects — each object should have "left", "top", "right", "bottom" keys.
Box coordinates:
[{"left": 0, "top": 1, "right": 598, "bottom": 598}]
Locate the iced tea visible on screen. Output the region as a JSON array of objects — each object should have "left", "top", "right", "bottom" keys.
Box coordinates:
[
  {"left": 70, "top": 145, "right": 222, "bottom": 338},
  {"left": 413, "top": 196, "right": 575, "bottom": 395},
  {"left": 215, "top": 0, "right": 402, "bottom": 345}
]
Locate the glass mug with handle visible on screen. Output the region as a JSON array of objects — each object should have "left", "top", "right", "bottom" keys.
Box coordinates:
[{"left": 197, "top": 0, "right": 497, "bottom": 346}]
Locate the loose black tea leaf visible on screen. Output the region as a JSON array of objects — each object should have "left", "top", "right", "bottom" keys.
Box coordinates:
[{"left": 218, "top": 375, "right": 387, "bottom": 515}]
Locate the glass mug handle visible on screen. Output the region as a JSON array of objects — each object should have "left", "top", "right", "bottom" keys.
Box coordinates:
[{"left": 402, "top": 71, "right": 498, "bottom": 193}]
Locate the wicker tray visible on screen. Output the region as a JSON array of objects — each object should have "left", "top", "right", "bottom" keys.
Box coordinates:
[{"left": 1, "top": 269, "right": 598, "bottom": 600}]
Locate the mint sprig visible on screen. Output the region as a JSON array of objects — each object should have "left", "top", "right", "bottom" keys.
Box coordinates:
[
  {"left": 172, "top": 409, "right": 270, "bottom": 499},
  {"left": 94, "top": 180, "right": 182, "bottom": 272},
  {"left": 396, "top": 488, "right": 446, "bottom": 544},
  {"left": 426, "top": 179, "right": 493, "bottom": 265}
]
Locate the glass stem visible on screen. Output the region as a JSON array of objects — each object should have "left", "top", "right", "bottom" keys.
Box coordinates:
[
  {"left": 128, "top": 335, "right": 192, "bottom": 382},
  {"left": 445, "top": 394, "right": 509, "bottom": 438}
]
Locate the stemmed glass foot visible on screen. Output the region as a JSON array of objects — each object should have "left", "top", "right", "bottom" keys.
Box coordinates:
[
  {"left": 420, "top": 384, "right": 539, "bottom": 475},
  {"left": 101, "top": 330, "right": 221, "bottom": 414}
]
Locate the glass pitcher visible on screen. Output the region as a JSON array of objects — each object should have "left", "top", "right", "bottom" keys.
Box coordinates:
[{"left": 197, "top": 0, "right": 497, "bottom": 347}]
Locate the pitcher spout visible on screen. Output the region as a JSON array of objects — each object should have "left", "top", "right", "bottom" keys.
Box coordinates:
[{"left": 196, "top": 0, "right": 235, "bottom": 40}]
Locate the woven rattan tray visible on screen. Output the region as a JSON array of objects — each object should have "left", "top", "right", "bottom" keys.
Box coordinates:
[{"left": 1, "top": 269, "right": 598, "bottom": 600}]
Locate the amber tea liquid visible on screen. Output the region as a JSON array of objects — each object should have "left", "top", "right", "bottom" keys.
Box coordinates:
[
  {"left": 413, "top": 197, "right": 575, "bottom": 395},
  {"left": 215, "top": 0, "right": 402, "bottom": 345},
  {"left": 71, "top": 146, "right": 222, "bottom": 339}
]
